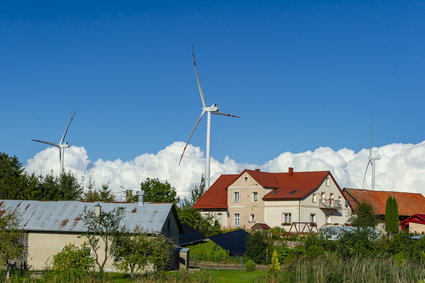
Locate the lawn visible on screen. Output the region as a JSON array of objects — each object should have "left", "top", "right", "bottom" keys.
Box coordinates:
[{"left": 206, "top": 270, "right": 268, "bottom": 283}]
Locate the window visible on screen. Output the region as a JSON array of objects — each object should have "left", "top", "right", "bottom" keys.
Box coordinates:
[
  {"left": 233, "top": 192, "right": 240, "bottom": 202},
  {"left": 244, "top": 176, "right": 248, "bottom": 181},
  {"left": 326, "top": 215, "right": 331, "bottom": 224},
  {"left": 312, "top": 193, "right": 317, "bottom": 203},
  {"left": 321, "top": 192, "right": 326, "bottom": 203},
  {"left": 249, "top": 214, "right": 256, "bottom": 223},
  {"left": 326, "top": 177, "right": 330, "bottom": 187},
  {"left": 234, "top": 213, "right": 240, "bottom": 226},
  {"left": 252, "top": 192, "right": 258, "bottom": 202},
  {"left": 310, "top": 213, "right": 316, "bottom": 223},
  {"left": 283, "top": 213, "right": 292, "bottom": 224}
]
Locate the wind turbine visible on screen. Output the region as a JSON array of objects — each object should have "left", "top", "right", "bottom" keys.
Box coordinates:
[
  {"left": 362, "top": 126, "right": 381, "bottom": 190},
  {"left": 32, "top": 110, "right": 78, "bottom": 175},
  {"left": 179, "top": 48, "right": 239, "bottom": 189}
]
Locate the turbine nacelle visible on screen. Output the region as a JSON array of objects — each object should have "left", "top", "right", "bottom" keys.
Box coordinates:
[{"left": 203, "top": 104, "right": 219, "bottom": 112}]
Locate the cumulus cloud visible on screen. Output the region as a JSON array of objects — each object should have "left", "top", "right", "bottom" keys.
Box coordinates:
[{"left": 25, "top": 141, "right": 425, "bottom": 199}]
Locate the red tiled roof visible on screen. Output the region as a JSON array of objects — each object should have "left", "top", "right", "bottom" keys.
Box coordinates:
[
  {"left": 193, "top": 169, "right": 336, "bottom": 209},
  {"left": 343, "top": 188, "right": 425, "bottom": 216},
  {"left": 193, "top": 174, "right": 239, "bottom": 210},
  {"left": 400, "top": 214, "right": 425, "bottom": 227}
]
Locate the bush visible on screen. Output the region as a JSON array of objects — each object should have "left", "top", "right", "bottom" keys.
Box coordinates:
[
  {"left": 269, "top": 250, "right": 281, "bottom": 272},
  {"left": 245, "top": 259, "right": 256, "bottom": 271},
  {"left": 246, "top": 232, "right": 268, "bottom": 264},
  {"left": 52, "top": 243, "right": 94, "bottom": 278}
]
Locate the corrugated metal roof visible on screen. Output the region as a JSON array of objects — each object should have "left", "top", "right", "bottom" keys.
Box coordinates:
[{"left": 0, "top": 200, "right": 173, "bottom": 234}]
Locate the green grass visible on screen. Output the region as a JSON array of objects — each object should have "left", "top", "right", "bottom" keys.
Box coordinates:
[{"left": 206, "top": 270, "right": 267, "bottom": 283}]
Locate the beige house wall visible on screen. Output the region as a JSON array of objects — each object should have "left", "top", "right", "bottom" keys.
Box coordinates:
[
  {"left": 227, "top": 172, "right": 272, "bottom": 229},
  {"left": 27, "top": 233, "right": 118, "bottom": 271},
  {"left": 200, "top": 211, "right": 228, "bottom": 227},
  {"left": 409, "top": 222, "right": 425, "bottom": 234},
  {"left": 263, "top": 175, "right": 351, "bottom": 231}
]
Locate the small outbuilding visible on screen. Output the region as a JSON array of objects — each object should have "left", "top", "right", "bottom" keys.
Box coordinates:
[{"left": 400, "top": 214, "right": 425, "bottom": 234}]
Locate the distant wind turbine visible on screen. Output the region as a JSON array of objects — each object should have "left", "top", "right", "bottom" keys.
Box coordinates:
[
  {"left": 32, "top": 110, "right": 78, "bottom": 175},
  {"left": 179, "top": 47, "right": 239, "bottom": 189},
  {"left": 362, "top": 124, "right": 381, "bottom": 190}
]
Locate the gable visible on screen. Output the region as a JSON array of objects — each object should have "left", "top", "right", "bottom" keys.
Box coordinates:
[{"left": 193, "top": 174, "right": 239, "bottom": 210}]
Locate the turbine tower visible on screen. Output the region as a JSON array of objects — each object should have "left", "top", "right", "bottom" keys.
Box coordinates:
[
  {"left": 32, "top": 110, "right": 78, "bottom": 175},
  {"left": 362, "top": 127, "right": 380, "bottom": 190},
  {"left": 179, "top": 48, "right": 239, "bottom": 189}
]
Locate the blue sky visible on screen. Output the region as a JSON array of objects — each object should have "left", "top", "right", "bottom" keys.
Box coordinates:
[{"left": 1, "top": 0, "right": 424, "bottom": 165}]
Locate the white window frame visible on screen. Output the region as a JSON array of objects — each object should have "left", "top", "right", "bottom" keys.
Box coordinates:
[
  {"left": 310, "top": 213, "right": 316, "bottom": 223},
  {"left": 252, "top": 192, "right": 258, "bottom": 202},
  {"left": 233, "top": 192, "right": 240, "bottom": 202},
  {"left": 249, "top": 214, "right": 256, "bottom": 223},
  {"left": 234, "top": 213, "right": 240, "bottom": 226},
  {"left": 326, "top": 177, "right": 330, "bottom": 187},
  {"left": 283, "top": 213, "right": 292, "bottom": 224},
  {"left": 312, "top": 193, "right": 317, "bottom": 203}
]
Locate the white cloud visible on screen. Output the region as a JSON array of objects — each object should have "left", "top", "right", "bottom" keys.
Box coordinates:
[{"left": 25, "top": 141, "right": 425, "bottom": 199}]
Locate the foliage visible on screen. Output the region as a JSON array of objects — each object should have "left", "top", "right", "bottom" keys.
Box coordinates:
[
  {"left": 139, "top": 178, "right": 179, "bottom": 204},
  {"left": 352, "top": 202, "right": 378, "bottom": 228},
  {"left": 177, "top": 207, "right": 221, "bottom": 237},
  {"left": 337, "top": 228, "right": 380, "bottom": 258},
  {"left": 385, "top": 196, "right": 399, "bottom": 234},
  {"left": 52, "top": 243, "right": 94, "bottom": 278},
  {"left": 246, "top": 232, "right": 268, "bottom": 264},
  {"left": 245, "top": 259, "right": 256, "bottom": 271},
  {"left": 83, "top": 206, "right": 126, "bottom": 273},
  {"left": 269, "top": 250, "right": 281, "bottom": 272},
  {"left": 0, "top": 210, "right": 25, "bottom": 272},
  {"left": 189, "top": 241, "right": 232, "bottom": 263},
  {"left": 149, "top": 234, "right": 175, "bottom": 272},
  {"left": 112, "top": 228, "right": 152, "bottom": 278},
  {"left": 269, "top": 227, "right": 285, "bottom": 240},
  {"left": 0, "top": 153, "right": 32, "bottom": 199},
  {"left": 181, "top": 175, "right": 206, "bottom": 207},
  {"left": 83, "top": 180, "right": 115, "bottom": 202}
]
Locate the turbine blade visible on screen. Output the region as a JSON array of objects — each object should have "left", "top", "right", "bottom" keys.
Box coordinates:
[
  {"left": 213, "top": 112, "right": 240, "bottom": 118},
  {"left": 179, "top": 111, "right": 206, "bottom": 165},
  {"left": 192, "top": 46, "right": 206, "bottom": 108},
  {"left": 60, "top": 109, "right": 78, "bottom": 144},
  {"left": 362, "top": 160, "right": 372, "bottom": 189},
  {"left": 32, "top": 139, "right": 60, "bottom": 147}
]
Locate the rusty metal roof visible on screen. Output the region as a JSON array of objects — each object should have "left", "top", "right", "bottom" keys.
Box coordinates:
[{"left": 0, "top": 200, "right": 174, "bottom": 234}]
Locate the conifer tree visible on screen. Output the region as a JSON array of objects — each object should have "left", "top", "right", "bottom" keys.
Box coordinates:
[{"left": 385, "top": 196, "right": 399, "bottom": 234}]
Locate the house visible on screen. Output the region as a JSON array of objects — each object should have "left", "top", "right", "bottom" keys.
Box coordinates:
[
  {"left": 194, "top": 168, "right": 351, "bottom": 231},
  {"left": 342, "top": 188, "right": 425, "bottom": 231},
  {"left": 400, "top": 214, "right": 425, "bottom": 234},
  {"left": 342, "top": 188, "right": 425, "bottom": 220},
  {"left": 0, "top": 198, "right": 182, "bottom": 271}
]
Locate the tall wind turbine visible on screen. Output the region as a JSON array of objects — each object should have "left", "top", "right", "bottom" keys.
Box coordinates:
[
  {"left": 179, "top": 48, "right": 239, "bottom": 189},
  {"left": 32, "top": 110, "right": 78, "bottom": 175},
  {"left": 362, "top": 126, "right": 381, "bottom": 190}
]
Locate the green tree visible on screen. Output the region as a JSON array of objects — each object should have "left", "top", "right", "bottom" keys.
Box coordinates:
[
  {"left": 149, "top": 234, "right": 175, "bottom": 272},
  {"left": 52, "top": 243, "right": 94, "bottom": 279},
  {"left": 139, "top": 178, "right": 179, "bottom": 204},
  {"left": 0, "top": 153, "right": 30, "bottom": 199},
  {"left": 269, "top": 250, "right": 281, "bottom": 272},
  {"left": 385, "top": 196, "right": 399, "bottom": 234},
  {"left": 352, "top": 202, "right": 378, "bottom": 228},
  {"left": 82, "top": 180, "right": 115, "bottom": 202},
  {"left": 83, "top": 206, "right": 125, "bottom": 273},
  {"left": 181, "top": 175, "right": 206, "bottom": 207},
  {"left": 35, "top": 172, "right": 83, "bottom": 201},
  {"left": 112, "top": 228, "right": 152, "bottom": 279},
  {"left": 246, "top": 231, "right": 268, "bottom": 264},
  {"left": 0, "top": 210, "right": 25, "bottom": 277},
  {"left": 177, "top": 206, "right": 221, "bottom": 237}
]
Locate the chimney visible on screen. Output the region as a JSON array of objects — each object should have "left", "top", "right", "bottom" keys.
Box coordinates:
[
  {"left": 255, "top": 169, "right": 260, "bottom": 172},
  {"left": 137, "top": 190, "right": 145, "bottom": 206},
  {"left": 94, "top": 203, "right": 101, "bottom": 217},
  {"left": 288, "top": 167, "right": 294, "bottom": 176}
]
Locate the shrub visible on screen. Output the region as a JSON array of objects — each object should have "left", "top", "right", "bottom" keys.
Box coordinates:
[
  {"left": 269, "top": 250, "right": 281, "bottom": 272},
  {"left": 52, "top": 243, "right": 94, "bottom": 278},
  {"left": 246, "top": 232, "right": 268, "bottom": 264},
  {"left": 245, "top": 259, "right": 256, "bottom": 271}
]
